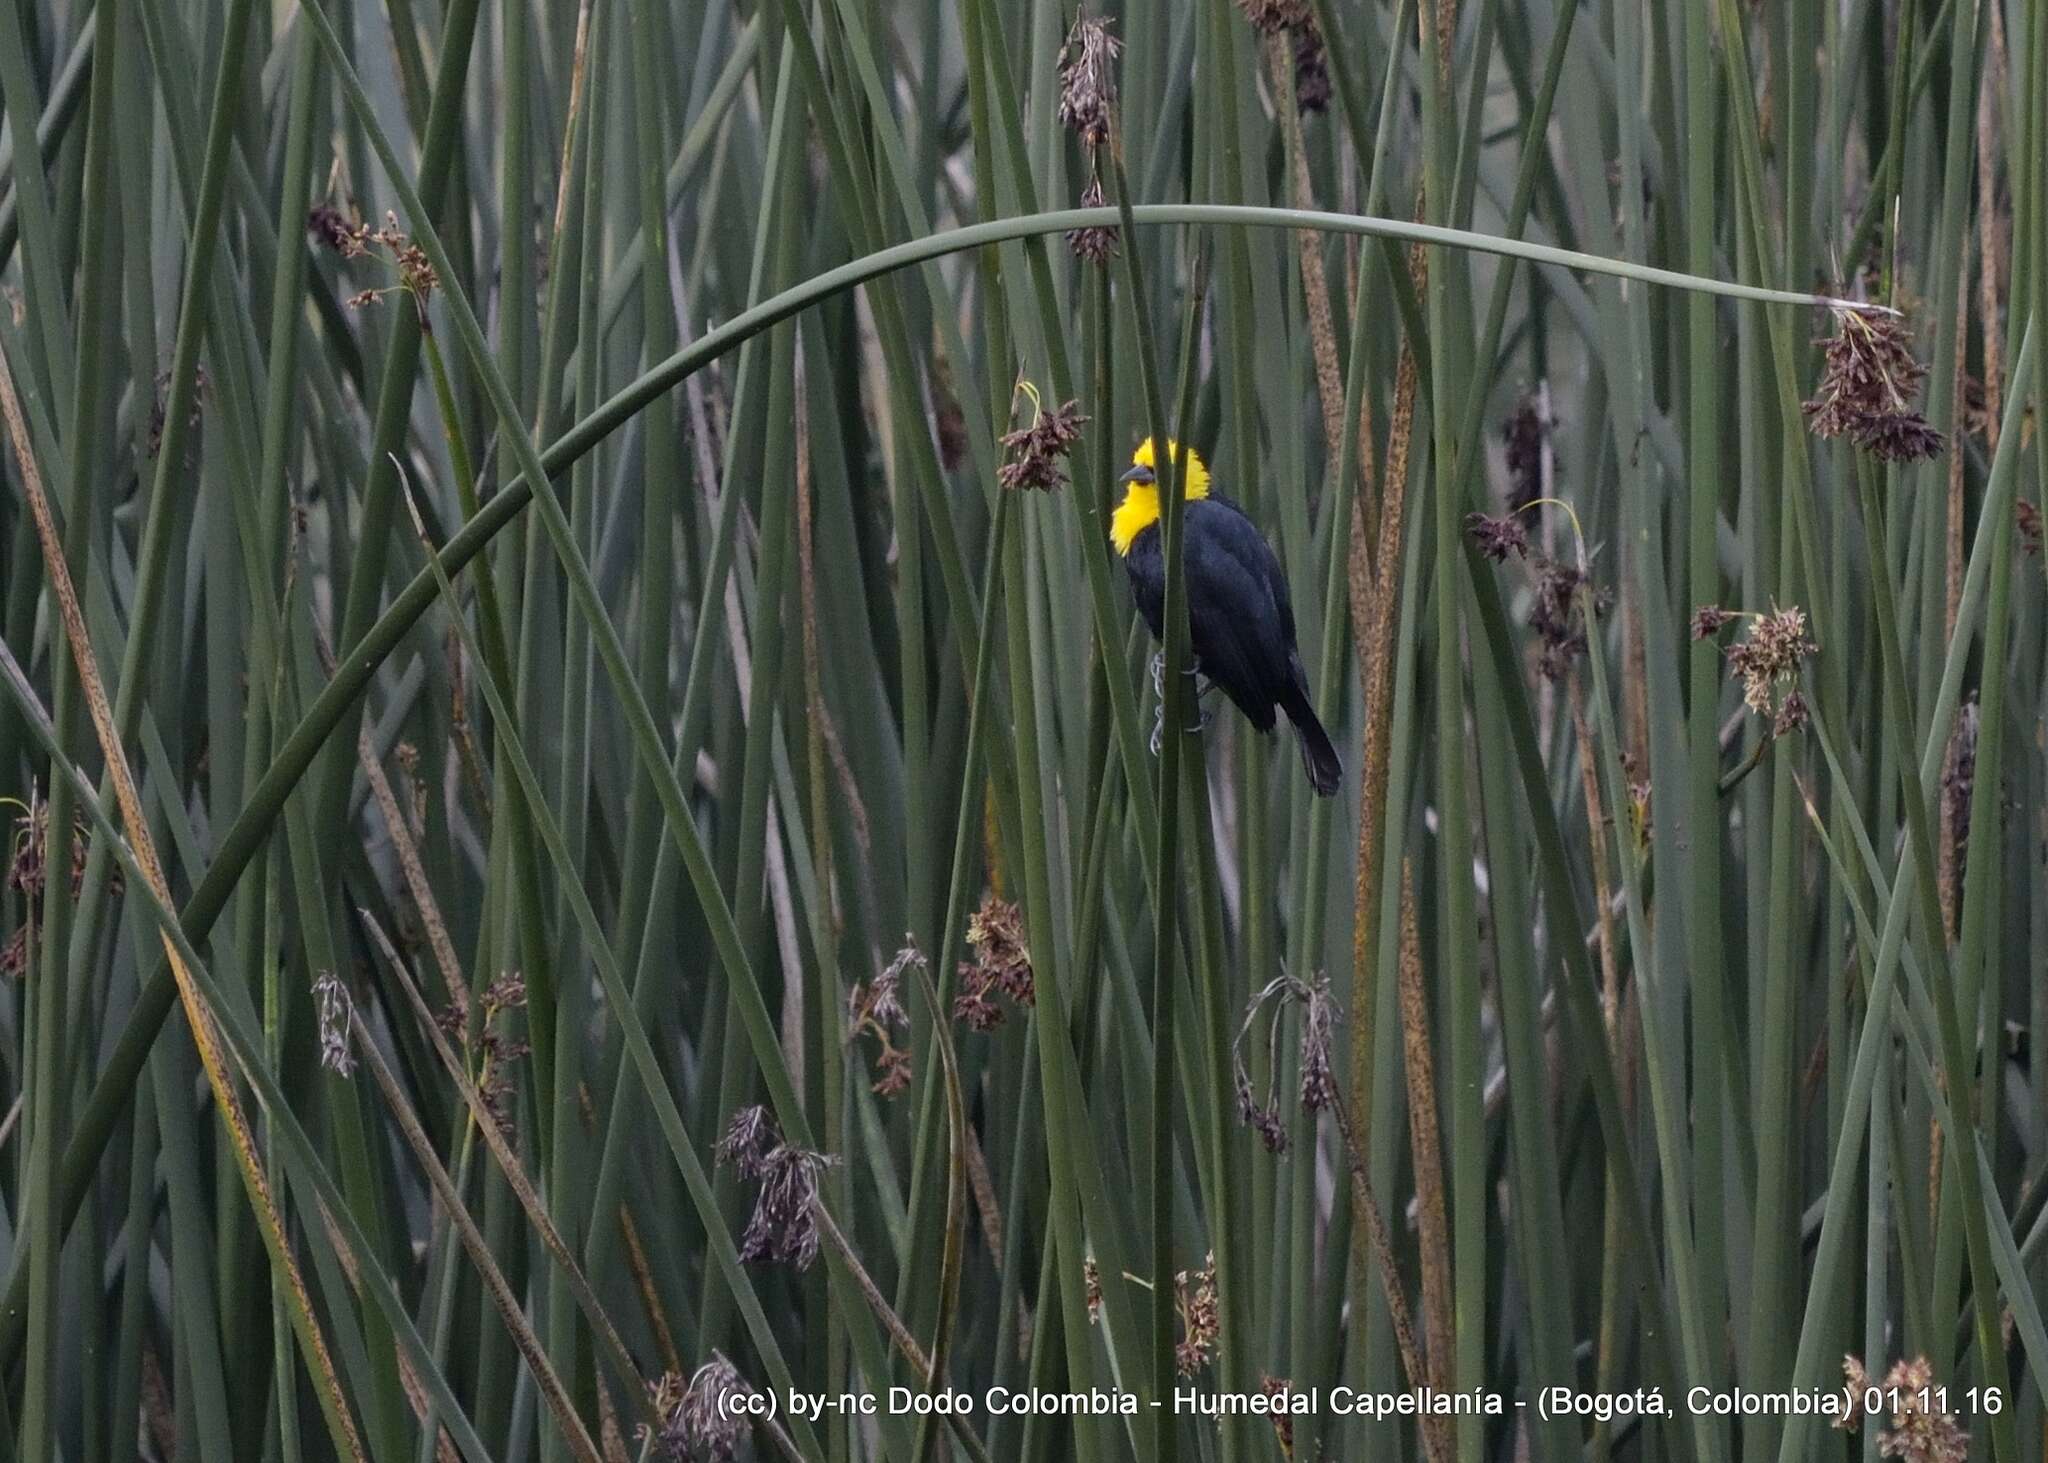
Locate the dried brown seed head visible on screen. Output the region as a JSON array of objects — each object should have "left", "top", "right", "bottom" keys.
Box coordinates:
[
  {"left": 1725, "top": 605, "right": 1817, "bottom": 728},
  {"left": 1175, "top": 1253, "right": 1220, "bottom": 1374},
  {"left": 1466, "top": 511, "right": 1530, "bottom": 562},
  {"left": 1690, "top": 605, "right": 1741, "bottom": 640},
  {"left": 1804, "top": 308, "right": 1946, "bottom": 463},
  {"left": 954, "top": 893, "right": 1036, "bottom": 1029},
  {"left": 1057, "top": 15, "right": 1121, "bottom": 149},
  {"left": 849, "top": 941, "right": 920, "bottom": 1096},
  {"left": 653, "top": 1355, "right": 750, "bottom": 1461},
  {"left": 998, "top": 395, "right": 1089, "bottom": 492},
  {"left": 1530, "top": 555, "right": 1611, "bottom": 682},
  {"left": 1066, "top": 176, "right": 1120, "bottom": 264}
]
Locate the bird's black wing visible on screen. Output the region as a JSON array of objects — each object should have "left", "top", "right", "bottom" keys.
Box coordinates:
[
  {"left": 1209, "top": 496, "right": 1298, "bottom": 637},
  {"left": 1181, "top": 498, "right": 1295, "bottom": 729}
]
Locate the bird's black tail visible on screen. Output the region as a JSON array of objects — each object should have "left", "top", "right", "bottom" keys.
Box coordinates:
[{"left": 1281, "top": 676, "right": 1343, "bottom": 797}]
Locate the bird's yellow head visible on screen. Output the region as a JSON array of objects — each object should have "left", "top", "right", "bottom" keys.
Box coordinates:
[{"left": 1110, "top": 438, "right": 1210, "bottom": 556}]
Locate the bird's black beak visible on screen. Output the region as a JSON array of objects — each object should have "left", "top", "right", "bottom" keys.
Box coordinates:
[{"left": 1119, "top": 465, "right": 1155, "bottom": 485}]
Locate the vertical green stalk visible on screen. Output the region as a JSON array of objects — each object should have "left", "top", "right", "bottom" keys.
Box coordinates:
[
  {"left": 1415, "top": 7, "right": 1488, "bottom": 1461},
  {"left": 1680, "top": 0, "right": 1730, "bottom": 1412},
  {"left": 17, "top": 0, "right": 123, "bottom": 1456}
]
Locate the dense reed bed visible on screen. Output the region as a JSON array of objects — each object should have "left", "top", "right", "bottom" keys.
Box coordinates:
[{"left": 0, "top": 0, "right": 2044, "bottom": 1459}]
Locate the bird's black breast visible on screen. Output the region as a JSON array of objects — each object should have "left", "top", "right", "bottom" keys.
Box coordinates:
[{"left": 1121, "top": 497, "right": 1303, "bottom": 731}]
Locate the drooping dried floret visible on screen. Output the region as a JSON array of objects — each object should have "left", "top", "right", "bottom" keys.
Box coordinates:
[
  {"left": 849, "top": 941, "right": 920, "bottom": 1096},
  {"left": 312, "top": 970, "right": 357, "bottom": 1078},
  {"left": 716, "top": 1105, "right": 839, "bottom": 1271},
  {"left": 651, "top": 1355, "right": 751, "bottom": 1461},
  {"left": 1175, "top": 1253, "right": 1220, "bottom": 1375},
  {"left": 1232, "top": 972, "right": 1345, "bottom": 1152},
  {"left": 1056, "top": 16, "right": 1121, "bottom": 149},
  {"left": 1529, "top": 556, "right": 1611, "bottom": 682},
  {"left": 1067, "top": 176, "right": 1120, "bottom": 264},
  {"left": 998, "top": 395, "right": 1089, "bottom": 492}
]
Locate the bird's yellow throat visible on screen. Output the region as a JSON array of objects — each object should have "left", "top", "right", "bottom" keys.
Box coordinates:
[{"left": 1110, "top": 438, "right": 1211, "bottom": 557}]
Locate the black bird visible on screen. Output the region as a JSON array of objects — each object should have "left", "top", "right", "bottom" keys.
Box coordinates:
[{"left": 1111, "top": 438, "right": 1343, "bottom": 796}]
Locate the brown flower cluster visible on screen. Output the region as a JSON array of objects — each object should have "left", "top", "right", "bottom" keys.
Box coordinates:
[
  {"left": 1465, "top": 511, "right": 1529, "bottom": 563},
  {"left": 438, "top": 972, "right": 531, "bottom": 1137},
  {"left": 1705, "top": 605, "right": 1817, "bottom": 736},
  {"left": 1056, "top": 15, "right": 1121, "bottom": 149},
  {"left": 1467, "top": 513, "right": 1611, "bottom": 679},
  {"left": 1529, "top": 557, "right": 1611, "bottom": 682},
  {"left": 649, "top": 1355, "right": 750, "bottom": 1462},
  {"left": 953, "top": 893, "right": 1035, "bottom": 1030},
  {"left": 1261, "top": 1376, "right": 1297, "bottom": 1456},
  {"left": 313, "top": 206, "right": 441, "bottom": 323},
  {"left": 717, "top": 1105, "right": 838, "bottom": 1271},
  {"left": 1232, "top": 973, "right": 1342, "bottom": 1154},
  {"left": 307, "top": 205, "right": 355, "bottom": 253},
  {"left": 1688, "top": 605, "right": 1740, "bottom": 639},
  {"left": 2, "top": 801, "right": 43, "bottom": 900},
  {"left": 1057, "top": 15, "right": 1123, "bottom": 262},
  {"left": 1836, "top": 1356, "right": 1967, "bottom": 1463},
  {"left": 848, "top": 942, "right": 919, "bottom": 1097},
  {"left": 998, "top": 392, "right": 1088, "bottom": 492},
  {"left": 3, "top": 792, "right": 123, "bottom": 977},
  {"left": 1175, "top": 1253, "right": 1220, "bottom": 1375},
  {"left": 1804, "top": 308, "right": 1945, "bottom": 463},
  {"left": 1066, "top": 176, "right": 1119, "bottom": 265},
  {"left": 2018, "top": 499, "right": 2043, "bottom": 556}
]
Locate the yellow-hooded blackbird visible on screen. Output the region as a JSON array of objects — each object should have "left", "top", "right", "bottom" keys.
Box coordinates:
[{"left": 1111, "top": 438, "right": 1343, "bottom": 796}]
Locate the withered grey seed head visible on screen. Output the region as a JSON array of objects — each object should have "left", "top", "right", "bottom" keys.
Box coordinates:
[
  {"left": 715, "top": 1104, "right": 779, "bottom": 1180},
  {"left": 736, "top": 1146, "right": 839, "bottom": 1271},
  {"left": 311, "top": 970, "right": 357, "bottom": 1078},
  {"left": 656, "top": 1355, "right": 749, "bottom": 1462}
]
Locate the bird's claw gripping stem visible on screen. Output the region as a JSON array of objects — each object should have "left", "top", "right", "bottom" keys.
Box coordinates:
[
  {"left": 1148, "top": 649, "right": 1211, "bottom": 698},
  {"left": 1147, "top": 651, "right": 1214, "bottom": 755}
]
